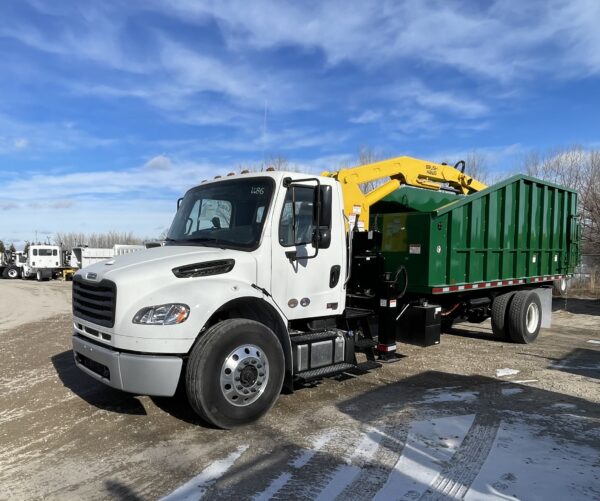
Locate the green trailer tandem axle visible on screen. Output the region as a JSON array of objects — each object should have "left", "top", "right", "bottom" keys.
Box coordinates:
[{"left": 348, "top": 174, "right": 580, "bottom": 348}]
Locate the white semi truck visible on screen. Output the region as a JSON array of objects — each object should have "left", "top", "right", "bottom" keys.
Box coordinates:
[
  {"left": 0, "top": 251, "right": 24, "bottom": 279},
  {"left": 1, "top": 245, "right": 62, "bottom": 280},
  {"left": 71, "top": 158, "right": 578, "bottom": 428}
]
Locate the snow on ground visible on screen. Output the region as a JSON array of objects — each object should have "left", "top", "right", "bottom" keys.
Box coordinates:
[
  {"left": 419, "top": 387, "right": 479, "bottom": 403},
  {"left": 465, "top": 421, "right": 600, "bottom": 500},
  {"left": 161, "top": 413, "right": 600, "bottom": 500},
  {"left": 374, "top": 414, "right": 475, "bottom": 500},
  {"left": 161, "top": 445, "right": 249, "bottom": 501},
  {"left": 495, "top": 368, "right": 520, "bottom": 377}
]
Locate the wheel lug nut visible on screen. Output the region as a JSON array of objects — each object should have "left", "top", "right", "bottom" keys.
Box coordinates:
[
  {"left": 237, "top": 385, "right": 243, "bottom": 390},
  {"left": 243, "top": 389, "right": 249, "bottom": 394},
  {"left": 257, "top": 365, "right": 262, "bottom": 369},
  {"left": 234, "top": 377, "right": 240, "bottom": 381}
]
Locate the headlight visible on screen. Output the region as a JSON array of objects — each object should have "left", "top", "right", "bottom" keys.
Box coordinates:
[{"left": 133, "top": 304, "right": 190, "bottom": 325}]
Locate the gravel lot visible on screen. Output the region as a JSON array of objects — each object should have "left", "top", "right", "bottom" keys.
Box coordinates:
[{"left": 1, "top": 280, "right": 599, "bottom": 500}]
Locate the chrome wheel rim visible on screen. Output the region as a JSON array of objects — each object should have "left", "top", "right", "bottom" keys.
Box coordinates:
[
  {"left": 220, "top": 344, "right": 269, "bottom": 407},
  {"left": 7, "top": 269, "right": 17, "bottom": 278},
  {"left": 526, "top": 302, "right": 539, "bottom": 333}
]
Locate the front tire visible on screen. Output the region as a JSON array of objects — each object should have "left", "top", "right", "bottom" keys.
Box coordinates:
[
  {"left": 508, "top": 291, "right": 542, "bottom": 344},
  {"left": 186, "top": 319, "right": 285, "bottom": 429}
]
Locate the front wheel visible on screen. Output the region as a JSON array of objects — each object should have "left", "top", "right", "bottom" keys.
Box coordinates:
[{"left": 186, "top": 319, "right": 285, "bottom": 429}]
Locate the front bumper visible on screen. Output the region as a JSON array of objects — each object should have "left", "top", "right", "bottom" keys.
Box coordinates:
[{"left": 72, "top": 334, "right": 183, "bottom": 397}]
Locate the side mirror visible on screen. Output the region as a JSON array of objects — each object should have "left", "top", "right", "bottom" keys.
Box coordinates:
[
  {"left": 311, "top": 185, "right": 332, "bottom": 249},
  {"left": 177, "top": 197, "right": 183, "bottom": 210},
  {"left": 312, "top": 228, "right": 331, "bottom": 249},
  {"left": 313, "top": 186, "right": 331, "bottom": 227}
]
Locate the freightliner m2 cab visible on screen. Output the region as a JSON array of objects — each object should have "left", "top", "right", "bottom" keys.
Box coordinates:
[{"left": 72, "top": 157, "right": 579, "bottom": 428}]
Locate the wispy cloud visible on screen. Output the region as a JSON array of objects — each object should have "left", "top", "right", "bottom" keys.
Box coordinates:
[
  {"left": 0, "top": 114, "right": 116, "bottom": 156},
  {"left": 154, "top": 0, "right": 600, "bottom": 81}
]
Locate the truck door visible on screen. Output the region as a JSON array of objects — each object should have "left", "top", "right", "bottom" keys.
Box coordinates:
[{"left": 271, "top": 181, "right": 346, "bottom": 320}]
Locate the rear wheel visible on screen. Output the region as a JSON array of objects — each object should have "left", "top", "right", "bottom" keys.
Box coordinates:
[
  {"left": 491, "top": 292, "right": 516, "bottom": 340},
  {"left": 6, "top": 267, "right": 20, "bottom": 279},
  {"left": 508, "top": 291, "right": 542, "bottom": 344},
  {"left": 553, "top": 277, "right": 568, "bottom": 296},
  {"left": 186, "top": 319, "right": 285, "bottom": 429}
]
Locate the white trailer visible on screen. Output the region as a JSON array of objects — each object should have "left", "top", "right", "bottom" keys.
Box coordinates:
[{"left": 70, "top": 245, "right": 145, "bottom": 269}]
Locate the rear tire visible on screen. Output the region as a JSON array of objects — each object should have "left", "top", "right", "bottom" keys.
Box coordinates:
[
  {"left": 491, "top": 292, "right": 516, "bottom": 340},
  {"left": 7, "top": 267, "right": 20, "bottom": 279},
  {"left": 508, "top": 291, "right": 542, "bottom": 344},
  {"left": 186, "top": 319, "right": 285, "bottom": 429},
  {"left": 553, "top": 277, "right": 568, "bottom": 296}
]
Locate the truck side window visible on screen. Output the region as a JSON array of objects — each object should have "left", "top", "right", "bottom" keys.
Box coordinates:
[
  {"left": 279, "top": 186, "right": 316, "bottom": 247},
  {"left": 33, "top": 249, "right": 38, "bottom": 256}
]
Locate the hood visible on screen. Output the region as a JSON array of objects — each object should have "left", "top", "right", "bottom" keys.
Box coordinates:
[{"left": 76, "top": 245, "right": 256, "bottom": 283}]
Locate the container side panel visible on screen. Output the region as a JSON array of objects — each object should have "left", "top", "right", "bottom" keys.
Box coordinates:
[{"left": 373, "top": 174, "right": 579, "bottom": 293}]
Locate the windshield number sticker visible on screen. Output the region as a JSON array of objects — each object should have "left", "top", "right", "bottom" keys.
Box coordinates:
[{"left": 251, "top": 186, "right": 265, "bottom": 195}]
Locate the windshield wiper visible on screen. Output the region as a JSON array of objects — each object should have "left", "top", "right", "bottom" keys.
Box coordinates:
[{"left": 185, "top": 237, "right": 225, "bottom": 247}]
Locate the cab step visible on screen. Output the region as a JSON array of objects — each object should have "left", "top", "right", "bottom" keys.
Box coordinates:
[
  {"left": 355, "top": 338, "right": 377, "bottom": 350},
  {"left": 290, "top": 329, "right": 339, "bottom": 345},
  {"left": 295, "top": 362, "right": 356, "bottom": 382}
]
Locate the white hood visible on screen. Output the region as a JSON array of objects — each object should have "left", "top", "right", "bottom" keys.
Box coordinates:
[{"left": 76, "top": 245, "right": 256, "bottom": 284}]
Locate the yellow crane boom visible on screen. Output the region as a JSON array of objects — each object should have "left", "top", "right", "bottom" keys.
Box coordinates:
[{"left": 322, "top": 155, "right": 487, "bottom": 230}]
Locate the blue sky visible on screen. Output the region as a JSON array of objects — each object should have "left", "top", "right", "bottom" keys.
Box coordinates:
[{"left": 1, "top": 0, "right": 599, "bottom": 247}]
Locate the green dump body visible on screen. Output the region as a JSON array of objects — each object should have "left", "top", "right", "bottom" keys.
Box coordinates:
[{"left": 371, "top": 175, "right": 580, "bottom": 295}]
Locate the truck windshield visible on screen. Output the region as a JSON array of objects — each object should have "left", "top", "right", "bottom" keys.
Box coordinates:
[
  {"left": 34, "top": 249, "right": 54, "bottom": 256},
  {"left": 167, "top": 177, "right": 274, "bottom": 250}
]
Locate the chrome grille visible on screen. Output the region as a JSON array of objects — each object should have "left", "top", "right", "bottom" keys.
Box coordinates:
[{"left": 72, "top": 276, "right": 116, "bottom": 327}]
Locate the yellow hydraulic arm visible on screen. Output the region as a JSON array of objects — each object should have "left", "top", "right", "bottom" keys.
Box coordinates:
[{"left": 322, "top": 155, "right": 487, "bottom": 230}]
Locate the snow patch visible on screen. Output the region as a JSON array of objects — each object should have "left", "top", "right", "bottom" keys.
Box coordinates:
[
  {"left": 465, "top": 422, "right": 599, "bottom": 500},
  {"left": 551, "top": 403, "right": 577, "bottom": 410},
  {"left": 316, "top": 429, "right": 382, "bottom": 500},
  {"left": 495, "top": 368, "right": 520, "bottom": 377},
  {"left": 374, "top": 414, "right": 475, "bottom": 500},
  {"left": 420, "top": 388, "right": 479, "bottom": 403},
  {"left": 162, "top": 445, "right": 248, "bottom": 500},
  {"left": 501, "top": 388, "right": 524, "bottom": 396}
]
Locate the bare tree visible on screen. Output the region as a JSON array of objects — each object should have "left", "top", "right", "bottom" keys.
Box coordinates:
[
  {"left": 237, "top": 154, "right": 304, "bottom": 174},
  {"left": 438, "top": 151, "right": 507, "bottom": 186},
  {"left": 519, "top": 146, "right": 600, "bottom": 256},
  {"left": 55, "top": 231, "right": 144, "bottom": 249},
  {"left": 353, "top": 146, "right": 387, "bottom": 194}
]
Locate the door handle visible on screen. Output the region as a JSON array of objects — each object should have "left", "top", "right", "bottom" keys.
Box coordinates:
[{"left": 329, "top": 265, "right": 341, "bottom": 288}]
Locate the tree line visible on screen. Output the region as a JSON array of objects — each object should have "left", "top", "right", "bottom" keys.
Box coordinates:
[{"left": 2, "top": 146, "right": 598, "bottom": 257}]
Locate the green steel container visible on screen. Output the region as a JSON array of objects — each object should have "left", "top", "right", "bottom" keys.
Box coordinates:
[{"left": 371, "top": 175, "right": 580, "bottom": 295}]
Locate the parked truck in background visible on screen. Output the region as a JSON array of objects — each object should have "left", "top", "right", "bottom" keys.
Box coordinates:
[
  {"left": 69, "top": 244, "right": 145, "bottom": 269},
  {"left": 1, "top": 245, "right": 62, "bottom": 280},
  {"left": 0, "top": 251, "right": 25, "bottom": 279},
  {"left": 71, "top": 155, "right": 580, "bottom": 428}
]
